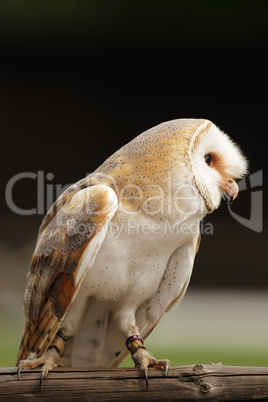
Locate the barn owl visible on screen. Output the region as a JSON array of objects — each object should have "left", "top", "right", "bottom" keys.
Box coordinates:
[{"left": 17, "top": 119, "right": 247, "bottom": 386}]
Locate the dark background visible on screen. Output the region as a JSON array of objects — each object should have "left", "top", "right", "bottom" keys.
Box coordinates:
[{"left": 0, "top": 0, "right": 267, "bottom": 289}]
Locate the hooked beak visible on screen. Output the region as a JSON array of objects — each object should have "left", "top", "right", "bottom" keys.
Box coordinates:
[{"left": 220, "top": 179, "right": 239, "bottom": 202}]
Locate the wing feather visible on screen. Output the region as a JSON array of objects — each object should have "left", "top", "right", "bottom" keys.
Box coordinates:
[{"left": 16, "top": 183, "right": 118, "bottom": 364}]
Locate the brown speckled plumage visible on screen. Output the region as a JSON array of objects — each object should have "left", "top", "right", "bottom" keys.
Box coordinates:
[{"left": 16, "top": 119, "right": 247, "bottom": 383}]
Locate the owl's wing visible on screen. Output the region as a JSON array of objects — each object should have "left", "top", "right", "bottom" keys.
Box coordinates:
[
  {"left": 102, "top": 231, "right": 201, "bottom": 367},
  {"left": 16, "top": 184, "right": 118, "bottom": 364}
]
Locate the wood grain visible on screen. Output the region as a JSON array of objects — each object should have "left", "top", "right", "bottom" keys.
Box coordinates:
[{"left": 1, "top": 365, "right": 268, "bottom": 401}]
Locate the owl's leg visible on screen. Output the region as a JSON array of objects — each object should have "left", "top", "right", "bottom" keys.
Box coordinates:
[
  {"left": 126, "top": 335, "right": 169, "bottom": 388},
  {"left": 114, "top": 309, "right": 169, "bottom": 388},
  {"left": 17, "top": 332, "right": 66, "bottom": 389}
]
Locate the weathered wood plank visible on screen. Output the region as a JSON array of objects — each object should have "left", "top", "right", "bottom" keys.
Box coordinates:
[{"left": 1, "top": 365, "right": 268, "bottom": 401}]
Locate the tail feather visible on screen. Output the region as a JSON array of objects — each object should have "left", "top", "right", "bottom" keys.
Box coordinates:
[{"left": 16, "top": 298, "right": 62, "bottom": 365}]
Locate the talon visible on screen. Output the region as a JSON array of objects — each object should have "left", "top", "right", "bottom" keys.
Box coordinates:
[
  {"left": 126, "top": 335, "right": 169, "bottom": 388},
  {"left": 164, "top": 361, "right": 169, "bottom": 376},
  {"left": 16, "top": 347, "right": 63, "bottom": 389},
  {"left": 143, "top": 368, "right": 148, "bottom": 389},
  {"left": 39, "top": 369, "right": 46, "bottom": 390},
  {"left": 17, "top": 362, "right": 22, "bottom": 380}
]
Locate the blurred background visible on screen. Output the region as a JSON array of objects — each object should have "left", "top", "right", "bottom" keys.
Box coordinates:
[{"left": 0, "top": 1, "right": 267, "bottom": 368}]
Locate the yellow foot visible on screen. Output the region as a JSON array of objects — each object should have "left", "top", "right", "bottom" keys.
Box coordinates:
[{"left": 17, "top": 347, "right": 64, "bottom": 389}]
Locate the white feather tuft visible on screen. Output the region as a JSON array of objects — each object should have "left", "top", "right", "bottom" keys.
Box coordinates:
[
  {"left": 204, "top": 125, "right": 248, "bottom": 179},
  {"left": 191, "top": 122, "right": 248, "bottom": 212}
]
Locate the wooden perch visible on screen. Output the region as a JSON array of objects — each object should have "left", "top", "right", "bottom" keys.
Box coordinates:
[{"left": 1, "top": 365, "right": 268, "bottom": 401}]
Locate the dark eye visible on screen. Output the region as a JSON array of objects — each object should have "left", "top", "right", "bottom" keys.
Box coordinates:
[{"left": 204, "top": 153, "right": 212, "bottom": 166}]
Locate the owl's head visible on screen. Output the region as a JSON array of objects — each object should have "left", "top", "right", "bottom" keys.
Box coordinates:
[{"left": 189, "top": 120, "right": 248, "bottom": 213}]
